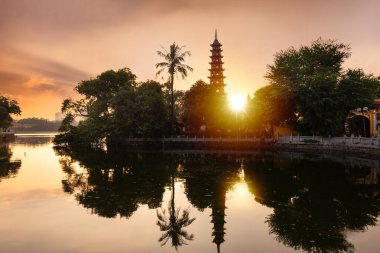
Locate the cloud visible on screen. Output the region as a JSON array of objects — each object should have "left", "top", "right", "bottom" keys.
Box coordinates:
[
  {"left": 0, "top": 49, "right": 90, "bottom": 118},
  {"left": 0, "top": 0, "right": 195, "bottom": 41},
  {"left": 0, "top": 49, "right": 90, "bottom": 97}
]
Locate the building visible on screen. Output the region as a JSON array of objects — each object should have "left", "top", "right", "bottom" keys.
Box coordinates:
[
  {"left": 350, "top": 99, "right": 380, "bottom": 137},
  {"left": 209, "top": 30, "right": 225, "bottom": 93}
]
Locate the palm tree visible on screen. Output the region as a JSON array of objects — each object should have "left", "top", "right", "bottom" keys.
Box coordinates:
[
  {"left": 156, "top": 43, "right": 193, "bottom": 135},
  {"left": 156, "top": 165, "right": 195, "bottom": 251}
]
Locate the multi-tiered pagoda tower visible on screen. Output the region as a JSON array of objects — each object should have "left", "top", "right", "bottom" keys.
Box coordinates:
[{"left": 209, "top": 30, "right": 225, "bottom": 92}]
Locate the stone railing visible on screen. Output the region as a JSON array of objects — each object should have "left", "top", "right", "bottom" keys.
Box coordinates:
[{"left": 277, "top": 135, "right": 380, "bottom": 148}]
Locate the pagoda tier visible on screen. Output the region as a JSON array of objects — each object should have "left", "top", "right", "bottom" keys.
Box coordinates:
[
  {"left": 208, "top": 30, "right": 225, "bottom": 91},
  {"left": 211, "top": 189, "right": 226, "bottom": 253}
]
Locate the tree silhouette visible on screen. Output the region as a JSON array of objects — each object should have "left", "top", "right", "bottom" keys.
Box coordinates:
[
  {"left": 156, "top": 168, "right": 195, "bottom": 251},
  {"left": 0, "top": 145, "right": 21, "bottom": 182},
  {"left": 244, "top": 154, "right": 380, "bottom": 253},
  {"left": 0, "top": 96, "right": 21, "bottom": 130},
  {"left": 57, "top": 147, "right": 169, "bottom": 219},
  {"left": 156, "top": 43, "right": 193, "bottom": 134}
]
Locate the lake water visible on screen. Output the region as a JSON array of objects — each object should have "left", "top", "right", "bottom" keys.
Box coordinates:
[{"left": 1, "top": 135, "right": 380, "bottom": 253}]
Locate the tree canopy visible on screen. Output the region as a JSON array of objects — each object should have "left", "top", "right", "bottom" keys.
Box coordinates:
[
  {"left": 54, "top": 68, "right": 169, "bottom": 147},
  {"left": 0, "top": 96, "right": 21, "bottom": 130},
  {"left": 181, "top": 80, "right": 232, "bottom": 136},
  {"left": 252, "top": 38, "right": 380, "bottom": 136}
]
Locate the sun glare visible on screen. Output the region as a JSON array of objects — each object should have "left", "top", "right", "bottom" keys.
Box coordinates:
[{"left": 229, "top": 94, "right": 246, "bottom": 112}]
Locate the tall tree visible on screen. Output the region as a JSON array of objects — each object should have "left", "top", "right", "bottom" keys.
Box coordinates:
[
  {"left": 250, "top": 84, "right": 295, "bottom": 136},
  {"left": 0, "top": 96, "right": 21, "bottom": 130},
  {"left": 338, "top": 69, "right": 379, "bottom": 112},
  {"left": 260, "top": 38, "right": 380, "bottom": 136},
  {"left": 156, "top": 43, "right": 193, "bottom": 135},
  {"left": 134, "top": 81, "right": 167, "bottom": 137},
  {"left": 181, "top": 80, "right": 231, "bottom": 136},
  {"left": 57, "top": 68, "right": 137, "bottom": 146},
  {"left": 55, "top": 68, "right": 171, "bottom": 147}
]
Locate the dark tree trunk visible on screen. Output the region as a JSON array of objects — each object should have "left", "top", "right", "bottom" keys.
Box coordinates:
[{"left": 170, "top": 74, "right": 175, "bottom": 136}]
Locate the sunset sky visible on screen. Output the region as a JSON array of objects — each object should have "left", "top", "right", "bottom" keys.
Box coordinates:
[{"left": 1, "top": 0, "right": 380, "bottom": 119}]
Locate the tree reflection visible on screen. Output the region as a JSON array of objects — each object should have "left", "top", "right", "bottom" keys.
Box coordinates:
[
  {"left": 56, "top": 147, "right": 380, "bottom": 253},
  {"left": 245, "top": 154, "right": 380, "bottom": 253},
  {"left": 182, "top": 154, "right": 240, "bottom": 253},
  {"left": 15, "top": 136, "right": 53, "bottom": 147},
  {"left": 156, "top": 169, "right": 195, "bottom": 251},
  {"left": 56, "top": 147, "right": 170, "bottom": 219},
  {"left": 0, "top": 145, "right": 21, "bottom": 181}
]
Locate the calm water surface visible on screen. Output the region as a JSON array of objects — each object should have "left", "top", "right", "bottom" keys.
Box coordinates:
[{"left": 1, "top": 135, "right": 380, "bottom": 253}]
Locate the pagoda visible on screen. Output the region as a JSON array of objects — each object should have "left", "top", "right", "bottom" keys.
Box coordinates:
[
  {"left": 211, "top": 191, "right": 226, "bottom": 253},
  {"left": 209, "top": 30, "right": 225, "bottom": 92}
]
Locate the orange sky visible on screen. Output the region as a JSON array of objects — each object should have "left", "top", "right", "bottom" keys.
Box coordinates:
[{"left": 1, "top": 0, "right": 380, "bottom": 120}]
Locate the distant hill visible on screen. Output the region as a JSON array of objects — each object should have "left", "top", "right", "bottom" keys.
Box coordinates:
[{"left": 11, "top": 117, "right": 61, "bottom": 132}]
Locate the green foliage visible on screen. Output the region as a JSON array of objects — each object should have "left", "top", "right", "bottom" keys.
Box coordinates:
[
  {"left": 0, "top": 96, "right": 21, "bottom": 130},
  {"left": 251, "top": 84, "right": 295, "bottom": 131},
  {"left": 338, "top": 69, "right": 379, "bottom": 111},
  {"left": 255, "top": 38, "right": 380, "bottom": 136},
  {"left": 56, "top": 68, "right": 137, "bottom": 147},
  {"left": 181, "top": 80, "right": 231, "bottom": 136},
  {"left": 156, "top": 43, "right": 193, "bottom": 134},
  {"left": 135, "top": 81, "right": 167, "bottom": 137},
  {"left": 55, "top": 68, "right": 169, "bottom": 147},
  {"left": 110, "top": 80, "right": 167, "bottom": 138},
  {"left": 161, "top": 82, "right": 185, "bottom": 129}
]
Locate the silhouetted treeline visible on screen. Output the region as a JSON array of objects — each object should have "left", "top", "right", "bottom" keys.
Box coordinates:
[
  {"left": 12, "top": 117, "right": 61, "bottom": 132},
  {"left": 54, "top": 39, "right": 380, "bottom": 148},
  {"left": 56, "top": 146, "right": 380, "bottom": 253}
]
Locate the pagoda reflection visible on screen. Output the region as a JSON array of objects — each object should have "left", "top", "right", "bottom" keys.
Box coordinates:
[{"left": 56, "top": 146, "right": 380, "bottom": 253}]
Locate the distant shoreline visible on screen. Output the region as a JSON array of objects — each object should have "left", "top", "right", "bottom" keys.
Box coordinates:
[{"left": 14, "top": 131, "right": 58, "bottom": 136}]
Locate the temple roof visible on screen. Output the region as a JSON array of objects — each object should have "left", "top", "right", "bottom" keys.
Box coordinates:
[{"left": 211, "top": 29, "right": 222, "bottom": 47}]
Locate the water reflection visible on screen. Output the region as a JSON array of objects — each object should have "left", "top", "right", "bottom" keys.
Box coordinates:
[
  {"left": 0, "top": 144, "right": 21, "bottom": 181},
  {"left": 182, "top": 154, "right": 240, "bottom": 252},
  {"left": 244, "top": 155, "right": 380, "bottom": 253},
  {"left": 156, "top": 166, "right": 195, "bottom": 250},
  {"left": 15, "top": 135, "right": 54, "bottom": 147},
  {"left": 56, "top": 147, "right": 171, "bottom": 218},
  {"left": 56, "top": 147, "right": 380, "bottom": 253}
]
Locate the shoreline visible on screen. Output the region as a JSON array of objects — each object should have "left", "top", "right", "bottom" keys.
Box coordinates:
[
  {"left": 274, "top": 142, "right": 380, "bottom": 160},
  {"left": 0, "top": 132, "right": 16, "bottom": 143},
  {"left": 115, "top": 137, "right": 380, "bottom": 160}
]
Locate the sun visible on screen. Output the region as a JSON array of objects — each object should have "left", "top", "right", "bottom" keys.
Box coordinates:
[{"left": 229, "top": 94, "right": 246, "bottom": 112}]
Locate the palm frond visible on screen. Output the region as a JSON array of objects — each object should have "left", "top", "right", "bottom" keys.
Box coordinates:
[{"left": 155, "top": 42, "right": 193, "bottom": 84}]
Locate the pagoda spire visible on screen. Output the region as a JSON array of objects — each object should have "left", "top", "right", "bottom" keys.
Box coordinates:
[{"left": 208, "top": 30, "right": 225, "bottom": 92}]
